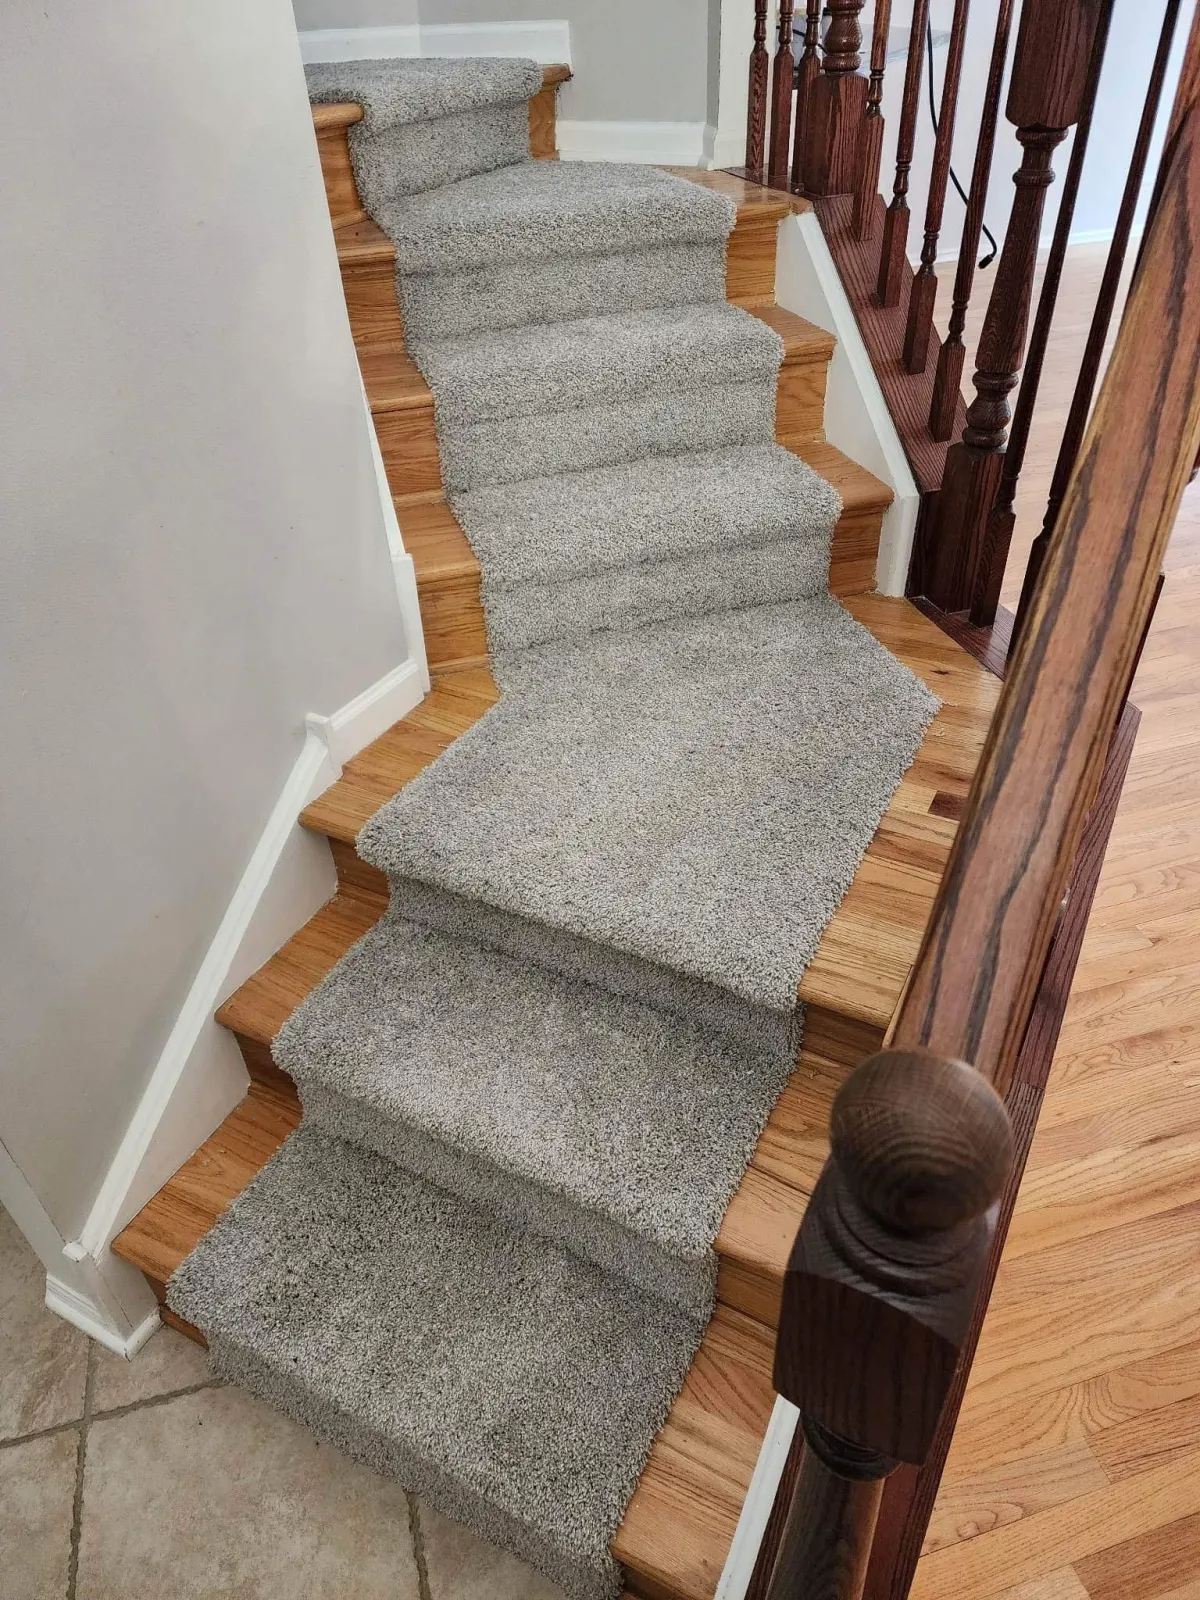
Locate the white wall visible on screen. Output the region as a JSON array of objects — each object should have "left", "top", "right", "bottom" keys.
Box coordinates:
[{"left": 0, "top": 0, "right": 407, "bottom": 1242}]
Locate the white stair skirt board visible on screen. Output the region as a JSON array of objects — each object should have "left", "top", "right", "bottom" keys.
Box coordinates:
[
  {"left": 298, "top": 20, "right": 572, "bottom": 67},
  {"left": 1, "top": 1134, "right": 158, "bottom": 1357},
  {"left": 715, "top": 1395, "right": 802, "bottom": 1600},
  {"left": 361, "top": 375, "right": 431, "bottom": 697},
  {"left": 69, "top": 656, "right": 427, "bottom": 1321},
  {"left": 557, "top": 121, "right": 717, "bottom": 167},
  {"left": 775, "top": 214, "right": 920, "bottom": 596}
]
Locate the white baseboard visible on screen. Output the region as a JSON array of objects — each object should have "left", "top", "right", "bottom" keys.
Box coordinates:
[
  {"left": 558, "top": 120, "right": 713, "bottom": 166},
  {"left": 712, "top": 126, "right": 748, "bottom": 171},
  {"left": 73, "top": 657, "right": 426, "bottom": 1277},
  {"left": 46, "top": 1272, "right": 160, "bottom": 1360},
  {"left": 299, "top": 20, "right": 572, "bottom": 66},
  {"left": 775, "top": 214, "right": 920, "bottom": 596},
  {"left": 715, "top": 1395, "right": 800, "bottom": 1599}
]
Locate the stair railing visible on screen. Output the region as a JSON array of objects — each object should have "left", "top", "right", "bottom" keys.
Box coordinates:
[
  {"left": 742, "top": 0, "right": 1190, "bottom": 638},
  {"left": 753, "top": 8, "right": 1200, "bottom": 1590}
]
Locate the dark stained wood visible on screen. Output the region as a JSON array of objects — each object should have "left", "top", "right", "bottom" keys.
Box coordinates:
[
  {"left": 747, "top": 0, "right": 771, "bottom": 171},
  {"left": 903, "top": 0, "right": 972, "bottom": 375},
  {"left": 1014, "top": 0, "right": 1185, "bottom": 644},
  {"left": 926, "top": 125, "right": 1067, "bottom": 611},
  {"left": 803, "top": 0, "right": 868, "bottom": 197},
  {"left": 1007, "top": 0, "right": 1109, "bottom": 129},
  {"left": 853, "top": 0, "right": 892, "bottom": 238},
  {"left": 972, "top": 0, "right": 1115, "bottom": 626},
  {"left": 768, "top": 0, "right": 797, "bottom": 190},
  {"left": 792, "top": 0, "right": 824, "bottom": 192},
  {"left": 774, "top": 1051, "right": 1011, "bottom": 1462},
  {"left": 861, "top": 702, "right": 1139, "bottom": 1600},
  {"left": 877, "top": 0, "right": 930, "bottom": 307},
  {"left": 900, "top": 35, "right": 1200, "bottom": 1097},
  {"left": 765, "top": 1425, "right": 892, "bottom": 1600},
  {"left": 750, "top": 699, "right": 1139, "bottom": 1600},
  {"left": 766, "top": 1050, "right": 1012, "bottom": 1600},
  {"left": 929, "top": 0, "right": 1017, "bottom": 441}
]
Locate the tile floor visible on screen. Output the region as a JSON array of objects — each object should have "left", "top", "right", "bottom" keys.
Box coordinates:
[{"left": 0, "top": 1210, "right": 566, "bottom": 1599}]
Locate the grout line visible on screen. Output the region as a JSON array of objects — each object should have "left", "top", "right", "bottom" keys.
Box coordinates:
[
  {"left": 0, "top": 1416, "right": 83, "bottom": 1453},
  {"left": 88, "top": 1377, "right": 224, "bottom": 1427},
  {"left": 66, "top": 1343, "right": 94, "bottom": 1600},
  {"left": 407, "top": 1493, "right": 434, "bottom": 1600}
]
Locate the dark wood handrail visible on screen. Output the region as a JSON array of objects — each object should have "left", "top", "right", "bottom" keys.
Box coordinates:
[{"left": 761, "top": 7, "right": 1200, "bottom": 1593}]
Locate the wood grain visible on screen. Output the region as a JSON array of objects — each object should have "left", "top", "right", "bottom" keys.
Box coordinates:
[{"left": 897, "top": 56, "right": 1200, "bottom": 1096}]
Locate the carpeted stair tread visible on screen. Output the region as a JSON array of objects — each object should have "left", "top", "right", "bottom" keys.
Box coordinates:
[
  {"left": 168, "top": 1127, "right": 702, "bottom": 1600},
  {"left": 307, "top": 57, "right": 543, "bottom": 128},
  {"left": 451, "top": 442, "right": 840, "bottom": 592},
  {"left": 410, "top": 302, "right": 783, "bottom": 427},
  {"left": 274, "top": 909, "right": 792, "bottom": 1314},
  {"left": 360, "top": 596, "right": 938, "bottom": 1018},
  {"left": 380, "top": 159, "right": 736, "bottom": 276}
]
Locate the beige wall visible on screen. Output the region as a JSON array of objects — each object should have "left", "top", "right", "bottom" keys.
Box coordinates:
[{"left": 0, "top": 0, "right": 407, "bottom": 1238}]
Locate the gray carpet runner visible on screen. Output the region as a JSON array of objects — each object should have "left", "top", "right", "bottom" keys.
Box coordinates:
[{"left": 169, "top": 56, "right": 939, "bottom": 1600}]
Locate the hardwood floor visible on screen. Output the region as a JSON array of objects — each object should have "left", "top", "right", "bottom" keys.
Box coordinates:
[{"left": 909, "top": 247, "right": 1200, "bottom": 1600}]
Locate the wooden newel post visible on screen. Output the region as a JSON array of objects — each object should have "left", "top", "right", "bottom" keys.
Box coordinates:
[
  {"left": 803, "top": 0, "right": 869, "bottom": 196},
  {"left": 766, "top": 1049, "right": 1013, "bottom": 1600},
  {"left": 925, "top": 0, "right": 1105, "bottom": 611}
]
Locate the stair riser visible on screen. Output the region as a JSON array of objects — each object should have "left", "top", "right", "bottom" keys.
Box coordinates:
[
  {"left": 319, "top": 90, "right": 561, "bottom": 234},
  {"left": 299, "top": 1080, "right": 716, "bottom": 1316},
  {"left": 373, "top": 349, "right": 830, "bottom": 501},
  {"left": 340, "top": 206, "right": 788, "bottom": 356},
  {"left": 413, "top": 498, "right": 886, "bottom": 671}
]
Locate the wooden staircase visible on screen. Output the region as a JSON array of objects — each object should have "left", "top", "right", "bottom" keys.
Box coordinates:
[{"left": 113, "top": 69, "right": 1001, "bottom": 1600}]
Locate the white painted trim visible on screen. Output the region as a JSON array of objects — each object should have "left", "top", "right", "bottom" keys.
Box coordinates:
[
  {"left": 46, "top": 1275, "right": 160, "bottom": 1360},
  {"left": 775, "top": 214, "right": 921, "bottom": 596},
  {"left": 300, "top": 24, "right": 420, "bottom": 62},
  {"left": 1, "top": 1135, "right": 158, "bottom": 1355},
  {"left": 298, "top": 20, "right": 572, "bottom": 67},
  {"left": 420, "top": 21, "right": 571, "bottom": 65},
  {"left": 74, "top": 658, "right": 426, "bottom": 1274},
  {"left": 715, "top": 1396, "right": 801, "bottom": 1600},
  {"left": 306, "top": 658, "right": 423, "bottom": 769},
  {"left": 558, "top": 121, "right": 711, "bottom": 166},
  {"left": 360, "top": 376, "right": 430, "bottom": 695}
]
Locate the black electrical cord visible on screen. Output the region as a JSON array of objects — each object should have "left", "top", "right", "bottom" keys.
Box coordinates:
[{"left": 926, "top": 17, "right": 999, "bottom": 269}]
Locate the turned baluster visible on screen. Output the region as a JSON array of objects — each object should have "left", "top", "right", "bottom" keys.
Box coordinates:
[
  {"left": 925, "top": 0, "right": 1107, "bottom": 614},
  {"left": 929, "top": 0, "right": 1016, "bottom": 440},
  {"left": 877, "top": 0, "right": 931, "bottom": 306},
  {"left": 972, "top": 0, "right": 1116, "bottom": 627},
  {"left": 768, "top": 0, "right": 799, "bottom": 189},
  {"left": 766, "top": 1050, "right": 1013, "bottom": 1600},
  {"left": 746, "top": 0, "right": 771, "bottom": 173},
  {"left": 903, "top": 0, "right": 972, "bottom": 373},
  {"left": 1013, "top": 0, "right": 1186, "bottom": 645},
  {"left": 803, "top": 0, "right": 869, "bottom": 197},
  {"left": 792, "top": 0, "right": 824, "bottom": 192},
  {"left": 853, "top": 0, "right": 893, "bottom": 238}
]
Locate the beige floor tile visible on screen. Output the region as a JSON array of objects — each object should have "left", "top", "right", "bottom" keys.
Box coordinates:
[
  {"left": 77, "top": 1384, "right": 421, "bottom": 1598},
  {"left": 418, "top": 1501, "right": 568, "bottom": 1600},
  {"left": 0, "top": 1211, "right": 89, "bottom": 1441},
  {"left": 91, "top": 1323, "right": 212, "bottom": 1413},
  {"left": 0, "top": 1428, "right": 79, "bottom": 1597}
]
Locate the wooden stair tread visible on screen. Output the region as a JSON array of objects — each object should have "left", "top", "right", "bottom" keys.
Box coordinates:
[
  {"left": 112, "top": 1082, "right": 301, "bottom": 1295},
  {"left": 359, "top": 298, "right": 838, "bottom": 423},
  {"left": 614, "top": 1304, "right": 778, "bottom": 1600},
  {"left": 312, "top": 66, "right": 571, "bottom": 136},
  {"left": 333, "top": 216, "right": 394, "bottom": 266},
  {"left": 312, "top": 102, "right": 363, "bottom": 131},
  {"left": 788, "top": 439, "right": 892, "bottom": 513},
  {"left": 666, "top": 166, "right": 811, "bottom": 222}
]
